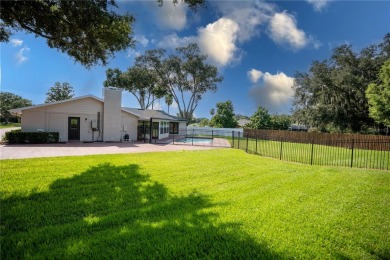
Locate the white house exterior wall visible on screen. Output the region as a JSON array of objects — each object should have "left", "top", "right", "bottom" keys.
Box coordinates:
[
  {"left": 21, "top": 110, "right": 46, "bottom": 132},
  {"left": 103, "top": 88, "right": 122, "bottom": 142},
  {"left": 120, "top": 111, "right": 138, "bottom": 141},
  {"left": 21, "top": 98, "right": 103, "bottom": 142},
  {"left": 178, "top": 122, "right": 187, "bottom": 135}
]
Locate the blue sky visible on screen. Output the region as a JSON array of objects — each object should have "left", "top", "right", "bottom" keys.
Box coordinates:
[{"left": 2, "top": 0, "right": 389, "bottom": 119}]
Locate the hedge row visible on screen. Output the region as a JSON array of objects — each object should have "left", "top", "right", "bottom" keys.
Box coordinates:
[{"left": 4, "top": 130, "right": 59, "bottom": 144}]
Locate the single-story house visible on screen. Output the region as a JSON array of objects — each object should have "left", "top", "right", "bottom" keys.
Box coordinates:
[
  {"left": 10, "top": 88, "right": 187, "bottom": 142},
  {"left": 237, "top": 119, "right": 250, "bottom": 127},
  {"left": 288, "top": 124, "right": 308, "bottom": 132}
]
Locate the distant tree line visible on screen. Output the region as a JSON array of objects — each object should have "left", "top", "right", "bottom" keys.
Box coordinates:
[
  {"left": 190, "top": 101, "right": 292, "bottom": 130},
  {"left": 1, "top": 82, "right": 75, "bottom": 123},
  {"left": 0, "top": 92, "right": 32, "bottom": 123}
]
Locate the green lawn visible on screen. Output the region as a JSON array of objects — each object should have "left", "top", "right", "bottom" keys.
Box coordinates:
[
  {"left": 0, "top": 123, "right": 20, "bottom": 129},
  {"left": 1, "top": 149, "right": 389, "bottom": 259}
]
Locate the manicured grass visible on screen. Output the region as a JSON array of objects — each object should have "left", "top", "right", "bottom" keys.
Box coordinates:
[
  {"left": 1, "top": 149, "right": 389, "bottom": 259},
  {"left": 0, "top": 123, "right": 20, "bottom": 129}
]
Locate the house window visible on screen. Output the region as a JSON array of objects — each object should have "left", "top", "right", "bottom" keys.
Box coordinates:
[
  {"left": 169, "top": 122, "right": 179, "bottom": 134},
  {"left": 165, "top": 122, "right": 169, "bottom": 134},
  {"left": 160, "top": 121, "right": 169, "bottom": 134}
]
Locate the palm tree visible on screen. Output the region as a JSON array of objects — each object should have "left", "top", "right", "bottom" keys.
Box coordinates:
[{"left": 165, "top": 94, "right": 173, "bottom": 114}]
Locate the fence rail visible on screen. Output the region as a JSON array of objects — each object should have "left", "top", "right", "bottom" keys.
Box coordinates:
[
  {"left": 232, "top": 131, "right": 390, "bottom": 171},
  {"left": 154, "top": 129, "right": 233, "bottom": 147}
]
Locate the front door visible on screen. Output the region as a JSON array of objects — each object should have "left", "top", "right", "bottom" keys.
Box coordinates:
[{"left": 68, "top": 117, "right": 80, "bottom": 140}]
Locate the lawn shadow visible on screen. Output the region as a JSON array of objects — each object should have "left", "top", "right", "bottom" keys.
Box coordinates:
[{"left": 2, "top": 163, "right": 281, "bottom": 259}]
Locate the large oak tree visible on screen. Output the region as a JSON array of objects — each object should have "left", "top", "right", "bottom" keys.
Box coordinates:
[
  {"left": 136, "top": 43, "right": 223, "bottom": 122},
  {"left": 292, "top": 33, "right": 389, "bottom": 133}
]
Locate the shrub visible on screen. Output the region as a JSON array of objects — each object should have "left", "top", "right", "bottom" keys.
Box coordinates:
[{"left": 4, "top": 131, "right": 59, "bottom": 144}]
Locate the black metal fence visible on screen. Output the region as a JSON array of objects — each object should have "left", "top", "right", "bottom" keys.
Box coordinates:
[{"left": 232, "top": 131, "right": 390, "bottom": 171}]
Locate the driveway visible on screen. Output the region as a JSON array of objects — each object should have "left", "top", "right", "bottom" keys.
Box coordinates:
[{"left": 0, "top": 141, "right": 230, "bottom": 160}]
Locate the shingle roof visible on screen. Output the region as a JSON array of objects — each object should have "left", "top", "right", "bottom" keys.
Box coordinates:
[
  {"left": 9, "top": 95, "right": 187, "bottom": 122},
  {"left": 10, "top": 95, "right": 103, "bottom": 115},
  {"left": 122, "top": 108, "right": 187, "bottom": 121},
  {"left": 238, "top": 119, "right": 250, "bottom": 126}
]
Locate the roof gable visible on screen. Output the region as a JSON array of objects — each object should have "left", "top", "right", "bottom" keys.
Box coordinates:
[
  {"left": 122, "top": 108, "right": 186, "bottom": 121},
  {"left": 10, "top": 95, "right": 103, "bottom": 115},
  {"left": 10, "top": 94, "right": 186, "bottom": 122}
]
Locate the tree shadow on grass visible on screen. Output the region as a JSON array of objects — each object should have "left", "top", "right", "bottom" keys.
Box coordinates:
[{"left": 1, "top": 163, "right": 281, "bottom": 259}]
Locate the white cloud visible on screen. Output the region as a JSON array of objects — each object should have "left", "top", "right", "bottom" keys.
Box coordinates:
[
  {"left": 313, "top": 39, "right": 322, "bottom": 49},
  {"left": 249, "top": 71, "right": 294, "bottom": 113},
  {"left": 248, "top": 69, "right": 263, "bottom": 83},
  {"left": 217, "top": 1, "right": 275, "bottom": 43},
  {"left": 170, "top": 101, "right": 178, "bottom": 109},
  {"left": 158, "top": 18, "right": 240, "bottom": 67},
  {"left": 152, "top": 101, "right": 162, "bottom": 110},
  {"left": 15, "top": 47, "right": 30, "bottom": 64},
  {"left": 156, "top": 1, "right": 319, "bottom": 67},
  {"left": 135, "top": 35, "right": 149, "bottom": 47},
  {"left": 156, "top": 1, "right": 275, "bottom": 67},
  {"left": 307, "top": 0, "right": 330, "bottom": 12},
  {"left": 10, "top": 38, "right": 23, "bottom": 47},
  {"left": 127, "top": 49, "right": 141, "bottom": 59},
  {"left": 156, "top": 2, "right": 187, "bottom": 30},
  {"left": 158, "top": 33, "right": 195, "bottom": 49},
  {"left": 197, "top": 18, "right": 240, "bottom": 66},
  {"left": 268, "top": 11, "right": 308, "bottom": 50}
]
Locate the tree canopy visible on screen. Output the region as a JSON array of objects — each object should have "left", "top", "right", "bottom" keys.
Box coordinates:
[
  {"left": 247, "top": 106, "right": 272, "bottom": 129},
  {"left": 136, "top": 43, "right": 223, "bottom": 121},
  {"left": 270, "top": 114, "right": 292, "bottom": 130},
  {"left": 1, "top": 0, "right": 135, "bottom": 68},
  {"left": 45, "top": 82, "right": 75, "bottom": 103},
  {"left": 1, "top": 0, "right": 205, "bottom": 68},
  {"left": 292, "top": 33, "right": 389, "bottom": 133},
  {"left": 165, "top": 93, "right": 173, "bottom": 114},
  {"left": 210, "top": 100, "right": 237, "bottom": 128},
  {"left": 104, "top": 66, "right": 167, "bottom": 109},
  {"left": 366, "top": 60, "right": 390, "bottom": 127},
  {"left": 0, "top": 92, "right": 32, "bottom": 123}
]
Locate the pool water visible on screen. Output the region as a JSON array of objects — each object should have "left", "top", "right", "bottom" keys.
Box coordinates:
[{"left": 175, "top": 137, "right": 213, "bottom": 144}]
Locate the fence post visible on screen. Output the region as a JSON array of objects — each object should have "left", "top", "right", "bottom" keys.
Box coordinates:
[
  {"left": 192, "top": 129, "right": 194, "bottom": 146},
  {"left": 232, "top": 131, "right": 235, "bottom": 148},
  {"left": 350, "top": 139, "right": 355, "bottom": 168},
  {"left": 212, "top": 130, "right": 214, "bottom": 139},
  {"left": 280, "top": 138, "right": 283, "bottom": 160},
  {"left": 387, "top": 142, "right": 389, "bottom": 171},
  {"left": 172, "top": 133, "right": 175, "bottom": 144},
  {"left": 238, "top": 132, "right": 240, "bottom": 149},
  {"left": 255, "top": 134, "right": 258, "bottom": 154},
  {"left": 310, "top": 140, "right": 314, "bottom": 165},
  {"left": 246, "top": 133, "right": 249, "bottom": 152}
]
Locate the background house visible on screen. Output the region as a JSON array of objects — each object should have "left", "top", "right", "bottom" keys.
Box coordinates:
[
  {"left": 10, "top": 88, "right": 187, "bottom": 142},
  {"left": 237, "top": 119, "right": 250, "bottom": 128}
]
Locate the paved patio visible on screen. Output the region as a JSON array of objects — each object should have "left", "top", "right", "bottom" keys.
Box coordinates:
[{"left": 0, "top": 139, "right": 231, "bottom": 160}]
